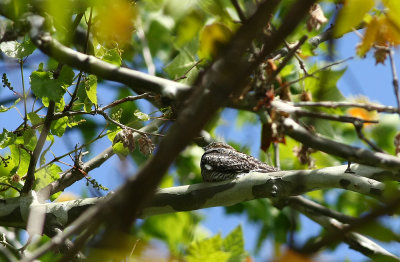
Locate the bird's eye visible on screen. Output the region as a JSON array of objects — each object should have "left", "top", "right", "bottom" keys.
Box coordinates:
[{"left": 204, "top": 164, "right": 213, "bottom": 170}]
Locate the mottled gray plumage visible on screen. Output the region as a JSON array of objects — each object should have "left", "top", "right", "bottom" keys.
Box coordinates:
[{"left": 200, "top": 142, "right": 279, "bottom": 182}]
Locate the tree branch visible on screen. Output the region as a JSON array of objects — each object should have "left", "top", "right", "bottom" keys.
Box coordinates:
[
  {"left": 4, "top": 164, "right": 397, "bottom": 231},
  {"left": 293, "top": 100, "right": 399, "bottom": 113},
  {"left": 37, "top": 117, "right": 167, "bottom": 200},
  {"left": 286, "top": 196, "right": 400, "bottom": 261},
  {"left": 21, "top": 101, "right": 55, "bottom": 194},
  {"left": 25, "top": 15, "right": 191, "bottom": 102},
  {"left": 272, "top": 100, "right": 379, "bottom": 124},
  {"left": 282, "top": 117, "right": 400, "bottom": 171}
]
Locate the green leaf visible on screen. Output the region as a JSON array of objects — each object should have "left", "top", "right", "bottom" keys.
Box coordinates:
[
  {"left": 198, "top": 22, "right": 232, "bottom": 60},
  {"left": 175, "top": 10, "right": 205, "bottom": 47},
  {"left": 133, "top": 110, "right": 150, "bottom": 121},
  {"left": 333, "top": 0, "right": 374, "bottom": 37},
  {"left": 305, "top": 66, "right": 346, "bottom": 102},
  {"left": 0, "top": 39, "right": 36, "bottom": 59},
  {"left": 0, "top": 98, "right": 20, "bottom": 112},
  {"left": 57, "top": 66, "right": 74, "bottom": 86},
  {"left": 10, "top": 144, "right": 31, "bottom": 176},
  {"left": 222, "top": 225, "right": 246, "bottom": 262},
  {"left": 85, "top": 75, "right": 97, "bottom": 105},
  {"left": 141, "top": 212, "right": 200, "bottom": 255},
  {"left": 34, "top": 164, "right": 61, "bottom": 190},
  {"left": 0, "top": 129, "right": 16, "bottom": 149},
  {"left": 28, "top": 112, "right": 43, "bottom": 126},
  {"left": 51, "top": 116, "right": 69, "bottom": 137},
  {"left": 40, "top": 134, "right": 54, "bottom": 166},
  {"left": 30, "top": 66, "right": 74, "bottom": 103},
  {"left": 112, "top": 142, "right": 129, "bottom": 158},
  {"left": 370, "top": 114, "right": 399, "bottom": 153},
  {"left": 30, "top": 71, "right": 66, "bottom": 102},
  {"left": 103, "top": 48, "right": 122, "bottom": 66},
  {"left": 186, "top": 234, "right": 230, "bottom": 262},
  {"left": 164, "top": 40, "right": 199, "bottom": 83},
  {"left": 357, "top": 222, "right": 400, "bottom": 242},
  {"left": 22, "top": 128, "right": 37, "bottom": 149}
]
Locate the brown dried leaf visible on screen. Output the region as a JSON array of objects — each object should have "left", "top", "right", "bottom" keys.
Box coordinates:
[
  {"left": 138, "top": 135, "right": 155, "bottom": 156},
  {"left": 307, "top": 4, "right": 328, "bottom": 32}
]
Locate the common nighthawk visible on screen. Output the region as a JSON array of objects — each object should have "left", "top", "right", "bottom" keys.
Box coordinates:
[{"left": 200, "top": 142, "right": 279, "bottom": 182}]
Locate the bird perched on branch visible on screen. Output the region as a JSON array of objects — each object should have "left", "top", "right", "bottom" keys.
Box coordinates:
[{"left": 200, "top": 142, "right": 279, "bottom": 182}]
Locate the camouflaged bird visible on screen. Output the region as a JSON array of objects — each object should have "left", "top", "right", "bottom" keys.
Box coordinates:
[{"left": 200, "top": 142, "right": 279, "bottom": 182}]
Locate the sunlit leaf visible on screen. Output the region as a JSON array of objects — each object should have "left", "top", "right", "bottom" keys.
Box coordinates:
[
  {"left": 222, "top": 225, "right": 246, "bottom": 261},
  {"left": 112, "top": 142, "right": 129, "bottom": 158},
  {"left": 0, "top": 98, "right": 20, "bottom": 113},
  {"left": 0, "top": 129, "right": 16, "bottom": 149},
  {"left": 141, "top": 212, "right": 200, "bottom": 255},
  {"left": 134, "top": 110, "right": 150, "bottom": 121},
  {"left": 51, "top": 116, "right": 69, "bottom": 137},
  {"left": 383, "top": 0, "right": 400, "bottom": 30},
  {"left": 10, "top": 144, "right": 31, "bottom": 176},
  {"left": 34, "top": 164, "right": 61, "bottom": 190},
  {"left": 0, "top": 39, "right": 35, "bottom": 59},
  {"left": 94, "top": 0, "right": 137, "bottom": 46},
  {"left": 103, "top": 48, "right": 122, "bottom": 66},
  {"left": 30, "top": 66, "right": 74, "bottom": 103},
  {"left": 333, "top": 0, "right": 374, "bottom": 37},
  {"left": 186, "top": 234, "right": 230, "bottom": 262},
  {"left": 85, "top": 75, "right": 98, "bottom": 105},
  {"left": 176, "top": 10, "right": 205, "bottom": 46},
  {"left": 199, "top": 23, "right": 232, "bottom": 60}
]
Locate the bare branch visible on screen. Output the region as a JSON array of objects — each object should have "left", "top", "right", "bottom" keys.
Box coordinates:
[
  {"left": 272, "top": 100, "right": 378, "bottom": 124},
  {"left": 21, "top": 101, "right": 55, "bottom": 194},
  {"left": 286, "top": 196, "right": 400, "bottom": 261},
  {"left": 282, "top": 117, "right": 400, "bottom": 171},
  {"left": 26, "top": 16, "right": 191, "bottom": 102},
  {"left": 37, "top": 117, "right": 166, "bottom": 200},
  {"left": 389, "top": 48, "right": 400, "bottom": 114},
  {"left": 293, "top": 100, "right": 399, "bottom": 113}
]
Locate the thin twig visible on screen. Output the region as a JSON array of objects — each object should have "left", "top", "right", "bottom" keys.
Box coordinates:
[
  {"left": 21, "top": 101, "right": 55, "bottom": 194},
  {"left": 272, "top": 100, "right": 378, "bottom": 125},
  {"left": 35, "top": 126, "right": 109, "bottom": 173},
  {"left": 96, "top": 110, "right": 164, "bottom": 137},
  {"left": 293, "top": 101, "right": 399, "bottom": 113},
  {"left": 281, "top": 57, "right": 353, "bottom": 89},
  {"left": 19, "top": 60, "right": 28, "bottom": 127},
  {"left": 353, "top": 121, "right": 384, "bottom": 153},
  {"left": 300, "top": 193, "right": 400, "bottom": 255},
  {"left": 0, "top": 182, "right": 22, "bottom": 193},
  {"left": 101, "top": 93, "right": 152, "bottom": 110},
  {"left": 267, "top": 36, "right": 308, "bottom": 83},
  {"left": 64, "top": 7, "right": 93, "bottom": 112},
  {"left": 388, "top": 48, "right": 400, "bottom": 115},
  {"left": 174, "top": 59, "right": 203, "bottom": 81}
]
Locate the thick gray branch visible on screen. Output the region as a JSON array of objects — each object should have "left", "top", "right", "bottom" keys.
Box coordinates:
[
  {"left": 26, "top": 16, "right": 191, "bottom": 102},
  {"left": 2, "top": 164, "right": 396, "bottom": 229}
]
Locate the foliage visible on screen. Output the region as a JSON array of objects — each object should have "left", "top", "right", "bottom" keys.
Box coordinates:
[{"left": 0, "top": 0, "right": 400, "bottom": 261}]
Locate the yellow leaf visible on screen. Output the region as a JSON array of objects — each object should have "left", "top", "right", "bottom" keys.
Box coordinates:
[
  {"left": 357, "top": 16, "right": 380, "bottom": 56},
  {"left": 94, "top": 0, "right": 137, "bottom": 47},
  {"left": 383, "top": 0, "right": 400, "bottom": 31},
  {"left": 333, "top": 0, "right": 375, "bottom": 37},
  {"left": 198, "top": 23, "right": 232, "bottom": 60},
  {"left": 383, "top": 16, "right": 400, "bottom": 45}
]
